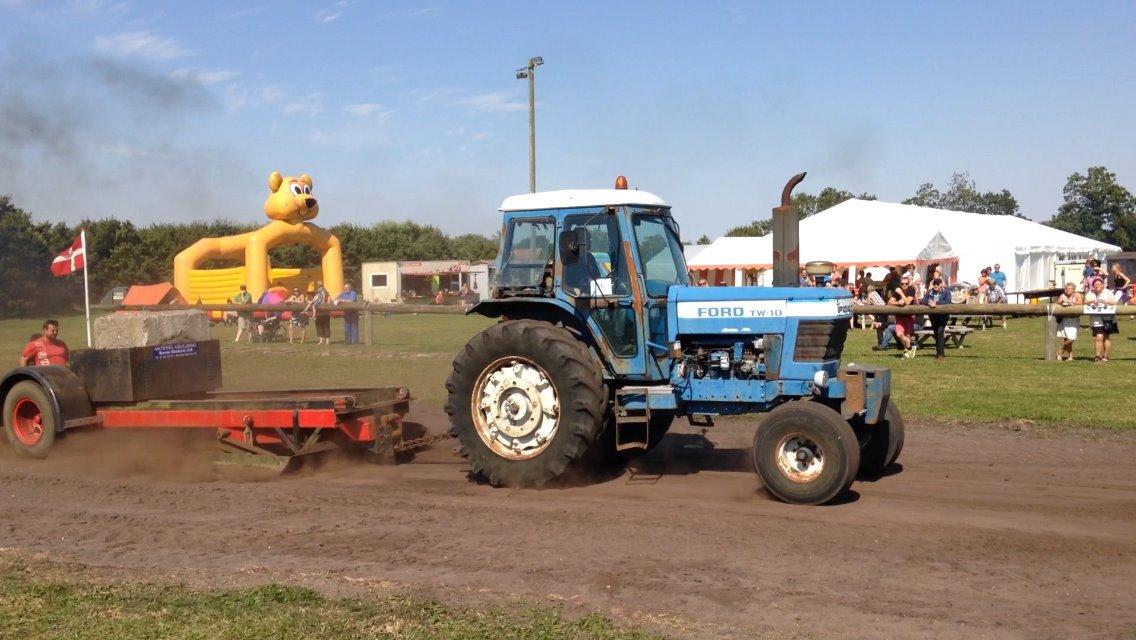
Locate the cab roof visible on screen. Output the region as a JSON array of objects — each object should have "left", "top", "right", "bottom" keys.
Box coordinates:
[{"left": 499, "top": 189, "right": 667, "bottom": 212}]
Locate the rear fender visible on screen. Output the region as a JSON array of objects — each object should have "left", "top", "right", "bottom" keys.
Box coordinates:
[
  {"left": 468, "top": 299, "right": 622, "bottom": 377},
  {"left": 0, "top": 366, "right": 95, "bottom": 432}
]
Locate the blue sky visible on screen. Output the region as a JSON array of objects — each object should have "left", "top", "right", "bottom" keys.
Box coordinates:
[{"left": 1, "top": 0, "right": 1133, "bottom": 239}]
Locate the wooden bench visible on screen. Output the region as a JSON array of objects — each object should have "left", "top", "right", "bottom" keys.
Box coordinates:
[{"left": 914, "top": 325, "right": 974, "bottom": 349}]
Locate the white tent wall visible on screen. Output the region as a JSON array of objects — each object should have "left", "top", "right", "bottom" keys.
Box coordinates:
[{"left": 689, "top": 200, "right": 1119, "bottom": 292}]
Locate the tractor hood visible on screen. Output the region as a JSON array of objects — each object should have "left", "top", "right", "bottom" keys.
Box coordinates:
[{"left": 667, "top": 286, "right": 853, "bottom": 337}]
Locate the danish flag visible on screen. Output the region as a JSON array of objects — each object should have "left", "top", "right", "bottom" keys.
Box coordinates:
[{"left": 51, "top": 235, "right": 86, "bottom": 277}]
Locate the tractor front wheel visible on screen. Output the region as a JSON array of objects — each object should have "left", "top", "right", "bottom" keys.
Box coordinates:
[
  {"left": 753, "top": 401, "right": 859, "bottom": 505},
  {"left": 853, "top": 401, "right": 905, "bottom": 479},
  {"left": 446, "top": 320, "right": 605, "bottom": 487}
]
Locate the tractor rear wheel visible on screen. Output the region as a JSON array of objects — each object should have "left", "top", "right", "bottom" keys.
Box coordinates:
[
  {"left": 853, "top": 401, "right": 905, "bottom": 479},
  {"left": 753, "top": 401, "right": 859, "bottom": 505},
  {"left": 446, "top": 320, "right": 605, "bottom": 487},
  {"left": 3, "top": 381, "right": 57, "bottom": 459}
]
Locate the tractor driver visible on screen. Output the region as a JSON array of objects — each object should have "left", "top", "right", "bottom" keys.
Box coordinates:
[
  {"left": 563, "top": 219, "right": 627, "bottom": 297},
  {"left": 19, "top": 319, "right": 69, "bottom": 367}
]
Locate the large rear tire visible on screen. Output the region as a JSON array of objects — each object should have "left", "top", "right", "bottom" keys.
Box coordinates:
[
  {"left": 853, "top": 401, "right": 905, "bottom": 478},
  {"left": 753, "top": 401, "right": 859, "bottom": 505},
  {"left": 446, "top": 320, "right": 605, "bottom": 487},
  {"left": 3, "top": 381, "right": 57, "bottom": 459}
]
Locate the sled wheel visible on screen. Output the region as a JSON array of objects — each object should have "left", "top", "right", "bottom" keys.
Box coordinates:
[{"left": 3, "top": 381, "right": 57, "bottom": 458}]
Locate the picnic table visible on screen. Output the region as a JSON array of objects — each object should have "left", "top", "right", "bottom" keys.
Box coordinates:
[{"left": 914, "top": 325, "right": 974, "bottom": 349}]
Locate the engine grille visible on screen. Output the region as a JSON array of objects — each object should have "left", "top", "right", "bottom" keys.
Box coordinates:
[{"left": 793, "top": 320, "right": 849, "bottom": 362}]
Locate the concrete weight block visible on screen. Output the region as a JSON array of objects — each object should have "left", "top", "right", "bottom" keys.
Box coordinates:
[{"left": 94, "top": 310, "right": 211, "bottom": 349}]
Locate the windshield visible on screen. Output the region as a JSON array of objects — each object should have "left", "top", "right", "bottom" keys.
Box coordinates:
[
  {"left": 631, "top": 213, "right": 689, "bottom": 297},
  {"left": 496, "top": 218, "right": 555, "bottom": 292}
]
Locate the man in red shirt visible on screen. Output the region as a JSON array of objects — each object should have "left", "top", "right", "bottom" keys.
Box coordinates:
[{"left": 19, "top": 319, "right": 69, "bottom": 367}]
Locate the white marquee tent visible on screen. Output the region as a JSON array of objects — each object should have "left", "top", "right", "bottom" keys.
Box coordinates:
[{"left": 688, "top": 199, "right": 1119, "bottom": 293}]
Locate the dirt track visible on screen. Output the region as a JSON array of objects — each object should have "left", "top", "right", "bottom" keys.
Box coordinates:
[{"left": 1, "top": 412, "right": 1134, "bottom": 639}]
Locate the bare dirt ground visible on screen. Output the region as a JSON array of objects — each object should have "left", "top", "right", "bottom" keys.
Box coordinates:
[{"left": 1, "top": 410, "right": 1134, "bottom": 639}]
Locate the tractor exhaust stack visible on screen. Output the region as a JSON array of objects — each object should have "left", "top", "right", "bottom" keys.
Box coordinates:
[{"left": 771, "top": 171, "right": 806, "bottom": 287}]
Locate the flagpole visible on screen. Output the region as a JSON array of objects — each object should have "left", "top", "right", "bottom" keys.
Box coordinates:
[{"left": 81, "top": 229, "right": 92, "bottom": 347}]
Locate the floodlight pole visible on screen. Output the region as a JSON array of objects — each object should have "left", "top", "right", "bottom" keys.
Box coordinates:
[{"left": 517, "top": 56, "right": 543, "bottom": 193}]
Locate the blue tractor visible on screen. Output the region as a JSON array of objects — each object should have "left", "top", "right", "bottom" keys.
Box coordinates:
[{"left": 446, "top": 176, "right": 903, "bottom": 504}]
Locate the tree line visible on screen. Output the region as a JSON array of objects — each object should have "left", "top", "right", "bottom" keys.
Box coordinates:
[
  {"left": 0, "top": 195, "right": 499, "bottom": 319},
  {"left": 724, "top": 167, "right": 1136, "bottom": 252}
]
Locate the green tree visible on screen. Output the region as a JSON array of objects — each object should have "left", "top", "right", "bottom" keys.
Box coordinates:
[
  {"left": 696, "top": 234, "right": 712, "bottom": 245},
  {"left": 726, "top": 187, "right": 875, "bottom": 237},
  {"left": 450, "top": 233, "right": 500, "bottom": 261},
  {"left": 0, "top": 196, "right": 77, "bottom": 318},
  {"left": 904, "top": 172, "right": 1021, "bottom": 217},
  {"left": 1046, "top": 166, "right": 1136, "bottom": 250}
]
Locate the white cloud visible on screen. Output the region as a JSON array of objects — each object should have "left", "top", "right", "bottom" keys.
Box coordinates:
[
  {"left": 382, "top": 6, "right": 440, "bottom": 19},
  {"left": 93, "top": 30, "right": 190, "bottom": 60},
  {"left": 344, "top": 102, "right": 390, "bottom": 117},
  {"left": 223, "top": 83, "right": 283, "bottom": 112},
  {"left": 171, "top": 68, "right": 240, "bottom": 85},
  {"left": 316, "top": 0, "right": 348, "bottom": 23},
  {"left": 457, "top": 91, "right": 527, "bottom": 114},
  {"left": 284, "top": 92, "right": 324, "bottom": 117}
]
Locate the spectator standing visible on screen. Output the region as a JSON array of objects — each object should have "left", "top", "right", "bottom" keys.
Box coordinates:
[
  {"left": 889, "top": 275, "right": 918, "bottom": 358},
  {"left": 1055, "top": 283, "right": 1082, "bottom": 361},
  {"left": 285, "top": 287, "right": 309, "bottom": 344},
  {"left": 921, "top": 279, "right": 952, "bottom": 359},
  {"left": 1109, "top": 264, "right": 1131, "bottom": 303},
  {"left": 232, "top": 284, "right": 254, "bottom": 343},
  {"left": 306, "top": 282, "right": 331, "bottom": 346},
  {"left": 434, "top": 290, "right": 445, "bottom": 305},
  {"left": 19, "top": 320, "right": 68, "bottom": 366},
  {"left": 990, "top": 263, "right": 1007, "bottom": 292},
  {"left": 1085, "top": 278, "right": 1118, "bottom": 363},
  {"left": 334, "top": 283, "right": 360, "bottom": 345}
]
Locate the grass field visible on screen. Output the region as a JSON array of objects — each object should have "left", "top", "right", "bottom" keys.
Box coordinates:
[
  {"left": 3, "top": 310, "right": 1132, "bottom": 429},
  {"left": 0, "top": 558, "right": 659, "bottom": 640},
  {"left": 0, "top": 311, "right": 1132, "bottom": 636}
]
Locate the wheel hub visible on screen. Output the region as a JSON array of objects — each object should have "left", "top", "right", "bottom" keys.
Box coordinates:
[
  {"left": 473, "top": 358, "right": 559, "bottom": 460},
  {"left": 775, "top": 434, "right": 824, "bottom": 482},
  {"left": 11, "top": 398, "right": 44, "bottom": 446}
]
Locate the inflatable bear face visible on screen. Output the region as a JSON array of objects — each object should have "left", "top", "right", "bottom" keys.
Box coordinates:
[{"left": 264, "top": 171, "right": 319, "bottom": 223}]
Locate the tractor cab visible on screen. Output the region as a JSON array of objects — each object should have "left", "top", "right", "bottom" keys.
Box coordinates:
[{"left": 479, "top": 184, "right": 689, "bottom": 381}]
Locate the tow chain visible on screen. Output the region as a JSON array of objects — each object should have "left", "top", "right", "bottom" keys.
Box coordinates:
[{"left": 392, "top": 431, "right": 454, "bottom": 453}]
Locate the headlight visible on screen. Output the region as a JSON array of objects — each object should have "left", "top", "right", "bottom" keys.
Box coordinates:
[{"left": 812, "top": 370, "right": 829, "bottom": 388}]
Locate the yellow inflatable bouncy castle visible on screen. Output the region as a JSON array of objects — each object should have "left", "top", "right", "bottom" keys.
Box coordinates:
[{"left": 173, "top": 171, "right": 343, "bottom": 306}]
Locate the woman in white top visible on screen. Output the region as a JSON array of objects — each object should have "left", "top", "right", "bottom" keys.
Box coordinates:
[
  {"left": 1084, "top": 278, "right": 1118, "bottom": 363},
  {"left": 1055, "top": 283, "right": 1082, "bottom": 361}
]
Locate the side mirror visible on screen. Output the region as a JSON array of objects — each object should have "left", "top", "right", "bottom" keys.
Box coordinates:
[{"left": 559, "top": 228, "right": 585, "bottom": 265}]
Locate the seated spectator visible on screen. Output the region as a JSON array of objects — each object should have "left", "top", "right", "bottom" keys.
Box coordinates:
[
  {"left": 1055, "top": 283, "right": 1082, "bottom": 361},
  {"left": 873, "top": 317, "right": 898, "bottom": 351},
  {"left": 434, "top": 290, "right": 445, "bottom": 305},
  {"left": 1085, "top": 278, "right": 1118, "bottom": 363},
  {"left": 888, "top": 275, "right": 918, "bottom": 357}
]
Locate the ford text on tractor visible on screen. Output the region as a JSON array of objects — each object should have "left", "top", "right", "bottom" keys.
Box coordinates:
[{"left": 446, "top": 174, "right": 903, "bottom": 504}]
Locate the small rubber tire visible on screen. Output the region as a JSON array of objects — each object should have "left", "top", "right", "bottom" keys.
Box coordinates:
[
  {"left": 446, "top": 320, "right": 605, "bottom": 487},
  {"left": 753, "top": 401, "right": 859, "bottom": 505},
  {"left": 3, "top": 381, "right": 57, "bottom": 459},
  {"left": 853, "top": 401, "right": 905, "bottom": 478}
]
